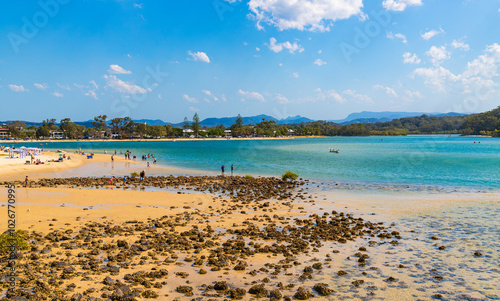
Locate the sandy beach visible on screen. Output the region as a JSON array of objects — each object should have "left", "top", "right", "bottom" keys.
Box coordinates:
[
  {"left": 0, "top": 153, "right": 498, "bottom": 300},
  {"left": 0, "top": 148, "right": 139, "bottom": 182},
  {"left": 2, "top": 136, "right": 320, "bottom": 144}
]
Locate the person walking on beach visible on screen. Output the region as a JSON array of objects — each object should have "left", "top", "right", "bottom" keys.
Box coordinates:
[
  {"left": 221, "top": 165, "right": 225, "bottom": 175},
  {"left": 111, "top": 155, "right": 114, "bottom": 162},
  {"left": 109, "top": 176, "right": 114, "bottom": 184},
  {"left": 147, "top": 162, "right": 150, "bottom": 168},
  {"left": 25, "top": 176, "right": 29, "bottom": 188},
  {"left": 231, "top": 164, "right": 234, "bottom": 175},
  {"left": 140, "top": 170, "right": 145, "bottom": 183},
  {"left": 123, "top": 176, "right": 127, "bottom": 185}
]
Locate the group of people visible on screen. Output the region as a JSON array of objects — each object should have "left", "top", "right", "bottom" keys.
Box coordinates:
[
  {"left": 108, "top": 170, "right": 146, "bottom": 186},
  {"left": 221, "top": 164, "right": 235, "bottom": 175}
]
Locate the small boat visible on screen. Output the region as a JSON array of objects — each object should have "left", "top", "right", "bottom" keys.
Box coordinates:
[{"left": 329, "top": 148, "right": 339, "bottom": 153}]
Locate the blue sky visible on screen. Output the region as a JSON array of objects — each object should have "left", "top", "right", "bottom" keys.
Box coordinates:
[{"left": 0, "top": 0, "right": 499, "bottom": 122}]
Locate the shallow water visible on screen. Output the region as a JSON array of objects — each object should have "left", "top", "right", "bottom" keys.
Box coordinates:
[
  {"left": 3, "top": 136, "right": 499, "bottom": 299},
  {"left": 3, "top": 135, "right": 499, "bottom": 190}
]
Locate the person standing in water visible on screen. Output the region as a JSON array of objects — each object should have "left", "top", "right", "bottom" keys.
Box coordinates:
[
  {"left": 231, "top": 164, "right": 234, "bottom": 175},
  {"left": 140, "top": 170, "right": 145, "bottom": 183},
  {"left": 221, "top": 165, "right": 225, "bottom": 175}
]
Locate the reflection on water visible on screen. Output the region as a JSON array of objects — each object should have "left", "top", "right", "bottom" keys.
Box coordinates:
[{"left": 312, "top": 188, "right": 500, "bottom": 300}]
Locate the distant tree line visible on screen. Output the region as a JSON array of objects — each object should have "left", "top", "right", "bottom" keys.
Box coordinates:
[
  {"left": 2, "top": 107, "right": 499, "bottom": 140},
  {"left": 460, "top": 106, "right": 500, "bottom": 137}
]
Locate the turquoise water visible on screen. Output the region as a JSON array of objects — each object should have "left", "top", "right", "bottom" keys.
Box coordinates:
[{"left": 2, "top": 135, "right": 499, "bottom": 189}]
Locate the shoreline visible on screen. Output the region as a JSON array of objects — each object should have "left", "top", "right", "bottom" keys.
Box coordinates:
[
  {"left": 0, "top": 135, "right": 323, "bottom": 144},
  {"left": 0, "top": 149, "right": 144, "bottom": 182},
  {"left": 1, "top": 176, "right": 498, "bottom": 300}
]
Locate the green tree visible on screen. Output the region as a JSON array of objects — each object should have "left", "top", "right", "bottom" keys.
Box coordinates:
[
  {"left": 183, "top": 117, "right": 190, "bottom": 130},
  {"left": 60, "top": 118, "right": 78, "bottom": 138},
  {"left": 43, "top": 118, "right": 58, "bottom": 130},
  {"left": 7, "top": 121, "right": 26, "bottom": 138},
  {"left": 92, "top": 115, "right": 108, "bottom": 130},
  {"left": 149, "top": 125, "right": 166, "bottom": 138},
  {"left": 135, "top": 122, "right": 149, "bottom": 138},
  {"left": 192, "top": 113, "right": 201, "bottom": 137},
  {"left": 91, "top": 115, "right": 108, "bottom": 138},
  {"left": 110, "top": 117, "right": 124, "bottom": 132},
  {"left": 36, "top": 126, "right": 50, "bottom": 139},
  {"left": 75, "top": 124, "right": 86, "bottom": 138}
]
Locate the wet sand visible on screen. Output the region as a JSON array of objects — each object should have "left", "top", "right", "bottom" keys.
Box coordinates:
[{"left": 0, "top": 173, "right": 498, "bottom": 300}]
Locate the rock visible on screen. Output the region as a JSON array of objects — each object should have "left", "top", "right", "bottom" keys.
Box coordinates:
[
  {"left": 229, "top": 288, "right": 246, "bottom": 299},
  {"left": 294, "top": 287, "right": 312, "bottom": 300},
  {"left": 214, "top": 281, "right": 229, "bottom": 291},
  {"left": 176, "top": 286, "right": 193, "bottom": 296},
  {"left": 249, "top": 284, "right": 268, "bottom": 298},
  {"left": 103, "top": 276, "right": 115, "bottom": 285},
  {"left": 313, "top": 283, "right": 333, "bottom": 296},
  {"left": 269, "top": 289, "right": 283, "bottom": 300}
]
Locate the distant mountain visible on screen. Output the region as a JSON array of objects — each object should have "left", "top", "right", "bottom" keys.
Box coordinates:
[
  {"left": 0, "top": 112, "right": 466, "bottom": 129},
  {"left": 333, "top": 111, "right": 465, "bottom": 125},
  {"left": 277, "top": 115, "right": 314, "bottom": 124},
  {"left": 134, "top": 119, "right": 171, "bottom": 126}
]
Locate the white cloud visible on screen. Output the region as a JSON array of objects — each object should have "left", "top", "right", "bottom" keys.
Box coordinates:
[
  {"left": 314, "top": 58, "right": 327, "bottom": 66},
  {"left": 108, "top": 64, "right": 132, "bottom": 74},
  {"left": 403, "top": 52, "right": 421, "bottom": 64},
  {"left": 52, "top": 92, "right": 63, "bottom": 98},
  {"left": 426, "top": 46, "right": 450, "bottom": 65},
  {"left": 373, "top": 85, "right": 398, "bottom": 97},
  {"left": 202, "top": 90, "right": 219, "bottom": 102},
  {"left": 343, "top": 89, "right": 373, "bottom": 103},
  {"left": 275, "top": 94, "right": 289, "bottom": 104},
  {"left": 248, "top": 0, "right": 364, "bottom": 31},
  {"left": 451, "top": 40, "right": 470, "bottom": 51},
  {"left": 413, "top": 44, "right": 500, "bottom": 93},
  {"left": 421, "top": 27, "right": 444, "bottom": 40},
  {"left": 73, "top": 83, "right": 84, "bottom": 89},
  {"left": 187, "top": 51, "right": 210, "bottom": 63},
  {"left": 134, "top": 3, "right": 143, "bottom": 8},
  {"left": 238, "top": 89, "right": 266, "bottom": 102},
  {"left": 90, "top": 80, "right": 99, "bottom": 90},
  {"left": 462, "top": 43, "right": 500, "bottom": 78},
  {"left": 183, "top": 94, "right": 198, "bottom": 103},
  {"left": 188, "top": 106, "right": 199, "bottom": 112},
  {"left": 292, "top": 72, "right": 299, "bottom": 78},
  {"left": 104, "top": 75, "right": 150, "bottom": 94},
  {"left": 387, "top": 31, "right": 407, "bottom": 43},
  {"left": 298, "top": 88, "right": 345, "bottom": 103},
  {"left": 413, "top": 66, "right": 459, "bottom": 92},
  {"left": 383, "top": 0, "right": 422, "bottom": 11},
  {"left": 56, "top": 83, "right": 71, "bottom": 90},
  {"left": 85, "top": 90, "right": 98, "bottom": 100},
  {"left": 403, "top": 89, "right": 423, "bottom": 102},
  {"left": 34, "top": 83, "right": 48, "bottom": 90},
  {"left": 268, "top": 37, "right": 304, "bottom": 54},
  {"left": 9, "top": 84, "right": 28, "bottom": 92}
]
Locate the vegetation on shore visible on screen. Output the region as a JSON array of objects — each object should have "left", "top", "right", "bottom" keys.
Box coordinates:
[
  {"left": 2, "top": 107, "right": 499, "bottom": 140},
  {"left": 0, "top": 230, "right": 29, "bottom": 254},
  {"left": 282, "top": 170, "right": 299, "bottom": 181}
]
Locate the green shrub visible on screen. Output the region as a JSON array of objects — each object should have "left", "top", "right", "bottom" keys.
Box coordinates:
[
  {"left": 245, "top": 175, "right": 254, "bottom": 180},
  {"left": 282, "top": 170, "right": 298, "bottom": 181},
  {"left": 130, "top": 172, "right": 139, "bottom": 178},
  {"left": 0, "top": 230, "right": 29, "bottom": 254}
]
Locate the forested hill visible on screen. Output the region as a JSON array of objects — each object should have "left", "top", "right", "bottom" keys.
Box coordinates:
[{"left": 460, "top": 106, "right": 500, "bottom": 136}]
